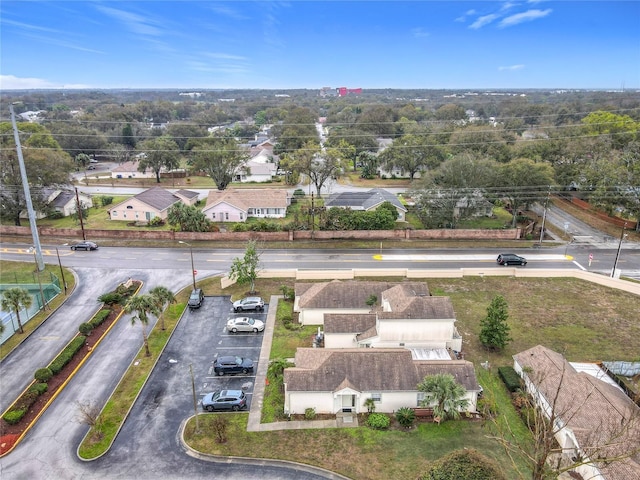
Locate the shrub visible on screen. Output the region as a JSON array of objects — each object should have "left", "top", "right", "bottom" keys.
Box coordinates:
[
  {"left": 29, "top": 382, "right": 48, "bottom": 396},
  {"left": 99, "top": 196, "right": 114, "bottom": 206},
  {"left": 79, "top": 323, "right": 93, "bottom": 336},
  {"left": 304, "top": 408, "right": 316, "bottom": 420},
  {"left": 293, "top": 189, "right": 305, "bottom": 197},
  {"left": 395, "top": 407, "right": 416, "bottom": 428},
  {"left": 98, "top": 292, "right": 123, "bottom": 306},
  {"left": 3, "top": 409, "right": 26, "bottom": 425},
  {"left": 231, "top": 223, "right": 249, "bottom": 232},
  {"left": 148, "top": 217, "right": 164, "bottom": 227},
  {"left": 49, "top": 336, "right": 86, "bottom": 374},
  {"left": 279, "top": 285, "right": 295, "bottom": 301},
  {"left": 90, "top": 309, "right": 111, "bottom": 328},
  {"left": 34, "top": 367, "right": 53, "bottom": 383},
  {"left": 498, "top": 366, "right": 522, "bottom": 392},
  {"left": 366, "top": 413, "right": 390, "bottom": 430},
  {"left": 418, "top": 449, "right": 507, "bottom": 480},
  {"left": 366, "top": 294, "right": 377, "bottom": 306}
]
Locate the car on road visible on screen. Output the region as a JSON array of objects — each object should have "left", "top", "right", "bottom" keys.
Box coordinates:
[
  {"left": 188, "top": 288, "right": 204, "bottom": 309},
  {"left": 201, "top": 390, "right": 247, "bottom": 411},
  {"left": 70, "top": 241, "right": 99, "bottom": 251},
  {"left": 213, "top": 355, "right": 254, "bottom": 376},
  {"left": 232, "top": 296, "right": 264, "bottom": 312},
  {"left": 496, "top": 253, "right": 527, "bottom": 266},
  {"left": 227, "top": 317, "right": 264, "bottom": 333}
]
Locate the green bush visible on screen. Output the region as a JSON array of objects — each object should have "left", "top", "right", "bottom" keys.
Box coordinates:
[
  {"left": 34, "top": 367, "right": 53, "bottom": 383},
  {"left": 90, "top": 309, "right": 111, "bottom": 328},
  {"left": 280, "top": 285, "right": 295, "bottom": 301},
  {"left": 293, "top": 189, "right": 305, "bottom": 197},
  {"left": 304, "top": 407, "right": 316, "bottom": 420},
  {"left": 148, "top": 217, "right": 164, "bottom": 227},
  {"left": 231, "top": 223, "right": 250, "bottom": 232},
  {"left": 498, "top": 366, "right": 522, "bottom": 392},
  {"left": 98, "top": 292, "right": 123, "bottom": 306},
  {"left": 29, "top": 382, "right": 48, "bottom": 395},
  {"left": 419, "top": 449, "right": 507, "bottom": 480},
  {"left": 99, "top": 196, "right": 114, "bottom": 206},
  {"left": 366, "top": 413, "right": 390, "bottom": 430},
  {"left": 395, "top": 407, "right": 416, "bottom": 428},
  {"left": 3, "top": 409, "right": 26, "bottom": 425},
  {"left": 49, "top": 336, "right": 86, "bottom": 374},
  {"left": 79, "top": 323, "right": 93, "bottom": 336}
]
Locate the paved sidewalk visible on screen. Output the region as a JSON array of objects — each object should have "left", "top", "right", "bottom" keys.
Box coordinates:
[{"left": 247, "top": 296, "right": 358, "bottom": 432}]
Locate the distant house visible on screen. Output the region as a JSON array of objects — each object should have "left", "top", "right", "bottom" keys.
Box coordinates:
[
  {"left": 295, "top": 280, "right": 462, "bottom": 352},
  {"left": 110, "top": 160, "right": 155, "bottom": 179},
  {"left": 283, "top": 348, "right": 480, "bottom": 415},
  {"left": 234, "top": 147, "right": 278, "bottom": 183},
  {"left": 107, "top": 187, "right": 199, "bottom": 223},
  {"left": 324, "top": 188, "right": 407, "bottom": 221},
  {"left": 202, "top": 188, "right": 290, "bottom": 223},
  {"left": 47, "top": 189, "right": 93, "bottom": 217},
  {"left": 513, "top": 345, "right": 640, "bottom": 480}
]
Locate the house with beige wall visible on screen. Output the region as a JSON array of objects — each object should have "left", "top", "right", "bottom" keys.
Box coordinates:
[
  {"left": 202, "top": 189, "right": 289, "bottom": 223},
  {"left": 108, "top": 187, "right": 199, "bottom": 223}
]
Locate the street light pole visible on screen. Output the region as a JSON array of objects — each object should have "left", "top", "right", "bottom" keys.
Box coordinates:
[
  {"left": 610, "top": 222, "right": 628, "bottom": 278},
  {"left": 55, "top": 247, "right": 68, "bottom": 295},
  {"left": 30, "top": 247, "right": 49, "bottom": 311},
  {"left": 179, "top": 241, "right": 196, "bottom": 290}
]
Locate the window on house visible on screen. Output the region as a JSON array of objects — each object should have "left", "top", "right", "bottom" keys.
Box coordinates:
[
  {"left": 126, "top": 205, "right": 133, "bottom": 209},
  {"left": 371, "top": 393, "right": 381, "bottom": 402},
  {"left": 417, "top": 392, "right": 426, "bottom": 406},
  {"left": 112, "top": 211, "right": 118, "bottom": 217},
  {"left": 212, "top": 212, "right": 216, "bottom": 219},
  {"left": 240, "top": 213, "right": 243, "bottom": 220},
  {"left": 225, "top": 212, "right": 229, "bottom": 220}
]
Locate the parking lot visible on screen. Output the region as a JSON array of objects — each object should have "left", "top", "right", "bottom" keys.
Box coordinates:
[{"left": 189, "top": 295, "right": 267, "bottom": 410}]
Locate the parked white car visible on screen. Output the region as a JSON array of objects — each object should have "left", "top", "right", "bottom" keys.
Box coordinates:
[{"left": 226, "top": 317, "right": 265, "bottom": 333}]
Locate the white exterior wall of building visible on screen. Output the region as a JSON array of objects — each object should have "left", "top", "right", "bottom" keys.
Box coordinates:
[
  {"left": 109, "top": 198, "right": 164, "bottom": 221},
  {"left": 324, "top": 333, "right": 358, "bottom": 349},
  {"left": 375, "top": 319, "right": 461, "bottom": 350},
  {"left": 285, "top": 390, "right": 335, "bottom": 415}
]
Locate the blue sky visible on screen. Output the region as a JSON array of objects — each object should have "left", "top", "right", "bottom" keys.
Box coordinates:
[{"left": 1, "top": 1, "right": 639, "bottom": 90}]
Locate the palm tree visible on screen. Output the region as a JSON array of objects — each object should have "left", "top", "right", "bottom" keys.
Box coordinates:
[
  {"left": 149, "top": 286, "right": 176, "bottom": 331},
  {"left": 1, "top": 287, "right": 33, "bottom": 334},
  {"left": 417, "top": 373, "right": 469, "bottom": 422},
  {"left": 124, "top": 294, "right": 160, "bottom": 357}
]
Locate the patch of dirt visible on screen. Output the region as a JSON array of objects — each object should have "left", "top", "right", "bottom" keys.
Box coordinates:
[{"left": 0, "top": 301, "right": 128, "bottom": 456}]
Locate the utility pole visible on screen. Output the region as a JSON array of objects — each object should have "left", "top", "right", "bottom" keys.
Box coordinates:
[
  {"left": 75, "top": 187, "right": 86, "bottom": 240},
  {"left": 610, "top": 222, "right": 628, "bottom": 278},
  {"left": 539, "top": 185, "right": 551, "bottom": 244},
  {"left": 10, "top": 103, "right": 44, "bottom": 271}
]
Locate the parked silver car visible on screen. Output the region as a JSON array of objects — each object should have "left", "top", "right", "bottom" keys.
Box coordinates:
[
  {"left": 232, "top": 296, "right": 264, "bottom": 312},
  {"left": 227, "top": 317, "right": 265, "bottom": 333}
]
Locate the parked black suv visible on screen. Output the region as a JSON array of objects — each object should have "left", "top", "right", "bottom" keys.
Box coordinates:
[{"left": 188, "top": 288, "right": 204, "bottom": 309}]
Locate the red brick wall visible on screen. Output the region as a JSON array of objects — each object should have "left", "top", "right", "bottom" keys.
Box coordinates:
[{"left": 1, "top": 226, "right": 521, "bottom": 242}]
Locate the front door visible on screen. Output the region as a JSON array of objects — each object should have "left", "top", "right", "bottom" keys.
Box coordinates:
[{"left": 341, "top": 394, "right": 355, "bottom": 413}]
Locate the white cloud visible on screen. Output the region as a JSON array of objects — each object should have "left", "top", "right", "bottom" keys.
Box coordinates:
[
  {"left": 499, "top": 9, "right": 552, "bottom": 27},
  {"left": 411, "top": 28, "right": 429, "bottom": 38},
  {"left": 498, "top": 64, "right": 525, "bottom": 71},
  {"left": 455, "top": 9, "right": 477, "bottom": 22},
  {"left": 469, "top": 14, "right": 500, "bottom": 29},
  {"left": 0, "top": 75, "right": 90, "bottom": 89},
  {"left": 95, "top": 5, "right": 163, "bottom": 37}
]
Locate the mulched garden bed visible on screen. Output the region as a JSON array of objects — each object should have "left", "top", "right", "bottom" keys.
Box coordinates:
[{"left": 0, "top": 296, "right": 131, "bottom": 456}]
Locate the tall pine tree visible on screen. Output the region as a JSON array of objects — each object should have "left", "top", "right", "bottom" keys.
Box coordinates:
[{"left": 479, "top": 295, "right": 512, "bottom": 351}]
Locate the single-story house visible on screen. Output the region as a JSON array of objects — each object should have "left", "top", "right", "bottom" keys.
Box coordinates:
[
  {"left": 513, "top": 345, "right": 640, "bottom": 480},
  {"left": 324, "top": 188, "right": 407, "bottom": 221},
  {"left": 283, "top": 348, "right": 480, "bottom": 415},
  {"left": 202, "top": 189, "right": 290, "bottom": 223},
  {"left": 110, "top": 160, "right": 155, "bottom": 179},
  {"left": 234, "top": 159, "right": 277, "bottom": 183},
  {"left": 107, "top": 187, "right": 199, "bottom": 223},
  {"left": 295, "top": 280, "right": 427, "bottom": 325},
  {"left": 47, "top": 189, "right": 93, "bottom": 217}
]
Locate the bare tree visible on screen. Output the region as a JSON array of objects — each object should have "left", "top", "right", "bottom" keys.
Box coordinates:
[{"left": 488, "top": 350, "right": 640, "bottom": 480}]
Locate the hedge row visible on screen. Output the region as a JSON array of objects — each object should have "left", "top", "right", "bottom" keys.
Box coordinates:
[
  {"left": 498, "top": 366, "right": 522, "bottom": 392},
  {"left": 2, "top": 284, "right": 134, "bottom": 428}
]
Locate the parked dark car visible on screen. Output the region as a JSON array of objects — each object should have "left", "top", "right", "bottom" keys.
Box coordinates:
[
  {"left": 496, "top": 253, "right": 527, "bottom": 266},
  {"left": 70, "top": 241, "right": 98, "bottom": 251},
  {"left": 213, "top": 355, "right": 254, "bottom": 376},
  {"left": 201, "top": 390, "right": 247, "bottom": 412},
  {"left": 232, "top": 296, "right": 264, "bottom": 312},
  {"left": 188, "top": 288, "right": 204, "bottom": 309}
]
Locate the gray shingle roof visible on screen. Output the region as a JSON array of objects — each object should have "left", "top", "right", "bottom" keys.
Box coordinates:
[
  {"left": 284, "top": 348, "right": 479, "bottom": 393},
  {"left": 296, "top": 280, "right": 429, "bottom": 309},
  {"left": 324, "top": 314, "right": 376, "bottom": 334},
  {"left": 133, "top": 187, "right": 183, "bottom": 211},
  {"left": 325, "top": 188, "right": 407, "bottom": 212}
]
